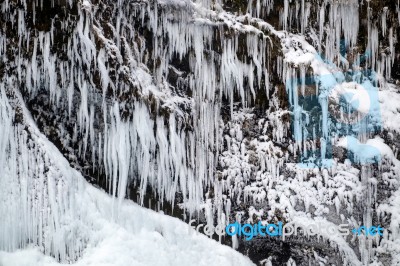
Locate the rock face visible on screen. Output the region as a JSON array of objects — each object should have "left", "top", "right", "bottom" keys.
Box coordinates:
[{"left": 1, "top": 0, "right": 400, "bottom": 265}]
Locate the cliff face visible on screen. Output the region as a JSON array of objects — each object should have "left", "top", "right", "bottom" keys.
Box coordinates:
[{"left": 1, "top": 0, "right": 400, "bottom": 265}]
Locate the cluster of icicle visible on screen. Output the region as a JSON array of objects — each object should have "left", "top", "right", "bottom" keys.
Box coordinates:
[
  {"left": 0, "top": 0, "right": 273, "bottom": 260},
  {"left": 0, "top": 0, "right": 399, "bottom": 264},
  {"left": 0, "top": 83, "right": 88, "bottom": 261},
  {"left": 0, "top": 0, "right": 273, "bottom": 221},
  {"left": 279, "top": 1, "right": 397, "bottom": 265},
  {"left": 280, "top": 0, "right": 396, "bottom": 79},
  {"left": 281, "top": 0, "right": 398, "bottom": 163}
]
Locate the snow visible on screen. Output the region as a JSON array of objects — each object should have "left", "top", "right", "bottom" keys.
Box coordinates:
[
  {"left": 337, "top": 136, "right": 394, "bottom": 164},
  {"left": 330, "top": 82, "right": 372, "bottom": 115},
  {"left": 0, "top": 185, "right": 254, "bottom": 266},
  {"left": 378, "top": 83, "right": 400, "bottom": 133}
]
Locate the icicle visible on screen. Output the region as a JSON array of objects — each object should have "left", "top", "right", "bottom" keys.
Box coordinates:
[
  {"left": 318, "top": 1, "right": 325, "bottom": 53},
  {"left": 282, "top": 0, "right": 289, "bottom": 31},
  {"left": 367, "top": 10, "right": 379, "bottom": 73},
  {"left": 398, "top": 0, "right": 400, "bottom": 26},
  {"left": 381, "top": 7, "right": 388, "bottom": 37},
  {"left": 389, "top": 28, "right": 396, "bottom": 65}
]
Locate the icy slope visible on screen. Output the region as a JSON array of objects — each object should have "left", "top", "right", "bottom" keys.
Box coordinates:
[{"left": 0, "top": 186, "right": 254, "bottom": 266}]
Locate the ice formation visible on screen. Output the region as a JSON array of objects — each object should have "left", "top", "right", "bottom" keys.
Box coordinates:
[
  {"left": 0, "top": 87, "right": 253, "bottom": 266},
  {"left": 0, "top": 0, "right": 400, "bottom": 265}
]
